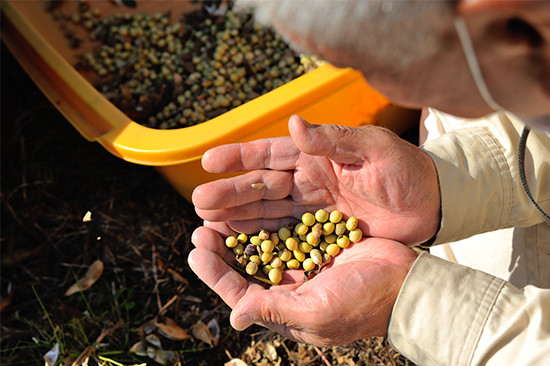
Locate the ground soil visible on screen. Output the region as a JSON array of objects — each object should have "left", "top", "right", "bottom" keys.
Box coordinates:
[{"left": 1, "top": 45, "right": 414, "bottom": 366}]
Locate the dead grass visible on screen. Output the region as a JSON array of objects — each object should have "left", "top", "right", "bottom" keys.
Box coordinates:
[{"left": 1, "top": 45, "right": 413, "bottom": 366}]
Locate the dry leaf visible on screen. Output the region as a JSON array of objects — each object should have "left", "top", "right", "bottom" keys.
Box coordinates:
[
  {"left": 191, "top": 320, "right": 217, "bottom": 346},
  {"left": 167, "top": 268, "right": 187, "bottom": 283},
  {"left": 129, "top": 341, "right": 148, "bottom": 357},
  {"left": 0, "top": 282, "right": 13, "bottom": 312},
  {"left": 207, "top": 318, "right": 220, "bottom": 346},
  {"left": 264, "top": 342, "right": 278, "bottom": 361},
  {"left": 225, "top": 359, "right": 248, "bottom": 366},
  {"left": 64, "top": 260, "right": 104, "bottom": 296},
  {"left": 141, "top": 319, "right": 157, "bottom": 335},
  {"left": 251, "top": 183, "right": 266, "bottom": 190},
  {"left": 146, "top": 334, "right": 162, "bottom": 349},
  {"left": 155, "top": 317, "right": 191, "bottom": 341},
  {"left": 154, "top": 350, "right": 176, "bottom": 366},
  {"left": 82, "top": 211, "right": 92, "bottom": 222},
  {"left": 157, "top": 258, "right": 166, "bottom": 270},
  {"left": 43, "top": 342, "right": 59, "bottom": 366},
  {"left": 146, "top": 346, "right": 158, "bottom": 359}
]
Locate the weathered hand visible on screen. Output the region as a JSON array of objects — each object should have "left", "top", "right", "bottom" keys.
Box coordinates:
[
  {"left": 188, "top": 223, "right": 418, "bottom": 346},
  {"left": 193, "top": 115, "right": 440, "bottom": 245}
]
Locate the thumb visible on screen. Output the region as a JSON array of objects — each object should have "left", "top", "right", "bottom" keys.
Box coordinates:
[
  {"left": 229, "top": 286, "right": 303, "bottom": 331},
  {"left": 288, "top": 115, "right": 368, "bottom": 165}
]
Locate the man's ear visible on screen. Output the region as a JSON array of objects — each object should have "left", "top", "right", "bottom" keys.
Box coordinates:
[
  {"left": 457, "top": 0, "right": 546, "bottom": 48},
  {"left": 457, "top": 0, "right": 550, "bottom": 112}
]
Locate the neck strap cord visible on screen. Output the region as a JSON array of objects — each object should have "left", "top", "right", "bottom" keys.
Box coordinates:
[{"left": 518, "top": 127, "right": 550, "bottom": 225}]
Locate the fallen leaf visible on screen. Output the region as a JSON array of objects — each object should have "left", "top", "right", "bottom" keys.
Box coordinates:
[
  {"left": 225, "top": 359, "right": 248, "bottom": 366},
  {"left": 264, "top": 342, "right": 278, "bottom": 361},
  {"left": 64, "top": 260, "right": 104, "bottom": 296},
  {"left": 146, "top": 334, "right": 162, "bottom": 349},
  {"left": 157, "top": 258, "right": 166, "bottom": 270},
  {"left": 0, "top": 282, "right": 13, "bottom": 312},
  {"left": 43, "top": 343, "right": 59, "bottom": 366},
  {"left": 154, "top": 350, "right": 176, "bottom": 366},
  {"left": 206, "top": 318, "right": 220, "bottom": 346},
  {"left": 191, "top": 320, "right": 216, "bottom": 346},
  {"left": 129, "top": 341, "right": 148, "bottom": 357},
  {"left": 251, "top": 183, "right": 266, "bottom": 190},
  {"left": 141, "top": 319, "right": 157, "bottom": 334},
  {"left": 167, "top": 268, "right": 187, "bottom": 283},
  {"left": 155, "top": 317, "right": 191, "bottom": 341},
  {"left": 82, "top": 211, "right": 92, "bottom": 222}
]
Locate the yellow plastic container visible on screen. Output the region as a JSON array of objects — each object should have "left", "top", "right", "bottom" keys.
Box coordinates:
[{"left": 2, "top": 0, "right": 391, "bottom": 200}]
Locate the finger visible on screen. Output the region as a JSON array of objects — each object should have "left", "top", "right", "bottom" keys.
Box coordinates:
[
  {"left": 188, "top": 247, "right": 261, "bottom": 309},
  {"left": 201, "top": 220, "right": 236, "bottom": 237},
  {"left": 195, "top": 198, "right": 308, "bottom": 222},
  {"left": 230, "top": 283, "right": 306, "bottom": 331},
  {"left": 289, "top": 115, "right": 372, "bottom": 165},
  {"left": 192, "top": 170, "right": 294, "bottom": 210},
  {"left": 201, "top": 136, "right": 300, "bottom": 174},
  {"left": 191, "top": 225, "right": 235, "bottom": 263}
]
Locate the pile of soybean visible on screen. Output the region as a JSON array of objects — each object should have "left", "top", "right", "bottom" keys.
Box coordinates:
[
  {"left": 225, "top": 210, "right": 362, "bottom": 285},
  {"left": 56, "top": 1, "right": 321, "bottom": 129}
]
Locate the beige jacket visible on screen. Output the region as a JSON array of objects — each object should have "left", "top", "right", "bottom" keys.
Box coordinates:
[{"left": 388, "top": 110, "right": 550, "bottom": 365}]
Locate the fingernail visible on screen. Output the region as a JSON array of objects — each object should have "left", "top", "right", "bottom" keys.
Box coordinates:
[{"left": 233, "top": 313, "right": 254, "bottom": 330}]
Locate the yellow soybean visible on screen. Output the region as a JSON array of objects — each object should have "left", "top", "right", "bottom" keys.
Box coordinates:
[
  {"left": 329, "top": 210, "right": 343, "bottom": 223},
  {"left": 269, "top": 268, "right": 282, "bottom": 284},
  {"left": 337, "top": 235, "right": 350, "bottom": 248},
  {"left": 346, "top": 217, "right": 358, "bottom": 231},
  {"left": 261, "top": 240, "right": 275, "bottom": 253},
  {"left": 299, "top": 241, "right": 313, "bottom": 253},
  {"left": 286, "top": 259, "right": 300, "bottom": 269},
  {"left": 302, "top": 212, "right": 315, "bottom": 226},
  {"left": 285, "top": 237, "right": 299, "bottom": 251},
  {"left": 225, "top": 236, "right": 238, "bottom": 248},
  {"left": 278, "top": 227, "right": 291, "bottom": 241},
  {"left": 302, "top": 258, "right": 316, "bottom": 271},
  {"left": 294, "top": 223, "right": 308, "bottom": 235},
  {"left": 322, "top": 222, "right": 335, "bottom": 235},
  {"left": 314, "top": 209, "right": 329, "bottom": 223},
  {"left": 326, "top": 243, "right": 340, "bottom": 256},
  {"left": 349, "top": 228, "right": 363, "bottom": 243},
  {"left": 293, "top": 249, "right": 306, "bottom": 262}
]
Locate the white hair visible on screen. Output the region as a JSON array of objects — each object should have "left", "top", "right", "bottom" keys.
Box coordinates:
[{"left": 236, "top": 0, "right": 454, "bottom": 70}]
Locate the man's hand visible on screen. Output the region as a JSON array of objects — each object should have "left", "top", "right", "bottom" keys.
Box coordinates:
[
  {"left": 192, "top": 115, "right": 440, "bottom": 245},
  {"left": 188, "top": 223, "right": 418, "bottom": 347}
]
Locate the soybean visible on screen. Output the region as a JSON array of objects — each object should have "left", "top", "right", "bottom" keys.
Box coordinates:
[{"left": 226, "top": 209, "right": 363, "bottom": 285}]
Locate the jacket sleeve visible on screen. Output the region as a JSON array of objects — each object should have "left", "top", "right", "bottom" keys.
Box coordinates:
[
  {"left": 419, "top": 111, "right": 549, "bottom": 245},
  {"left": 387, "top": 113, "right": 550, "bottom": 365},
  {"left": 388, "top": 252, "right": 550, "bottom": 366}
]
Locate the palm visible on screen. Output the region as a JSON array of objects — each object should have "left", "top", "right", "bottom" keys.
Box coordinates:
[
  {"left": 289, "top": 147, "right": 433, "bottom": 244},
  {"left": 193, "top": 116, "right": 440, "bottom": 245},
  {"left": 188, "top": 224, "right": 418, "bottom": 346}
]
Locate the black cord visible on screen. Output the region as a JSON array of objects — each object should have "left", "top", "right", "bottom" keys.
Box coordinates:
[{"left": 518, "top": 127, "right": 550, "bottom": 225}]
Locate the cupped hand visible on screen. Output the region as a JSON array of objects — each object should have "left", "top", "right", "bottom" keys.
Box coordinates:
[
  {"left": 193, "top": 115, "right": 440, "bottom": 245},
  {"left": 188, "top": 223, "right": 418, "bottom": 347}
]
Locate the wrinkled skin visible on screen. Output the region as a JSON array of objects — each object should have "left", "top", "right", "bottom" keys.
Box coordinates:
[
  {"left": 189, "top": 222, "right": 418, "bottom": 346},
  {"left": 189, "top": 115, "right": 439, "bottom": 345},
  {"left": 193, "top": 115, "right": 440, "bottom": 246}
]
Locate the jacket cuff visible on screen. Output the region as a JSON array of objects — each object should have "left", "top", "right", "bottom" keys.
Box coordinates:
[{"left": 421, "top": 126, "right": 513, "bottom": 244}]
